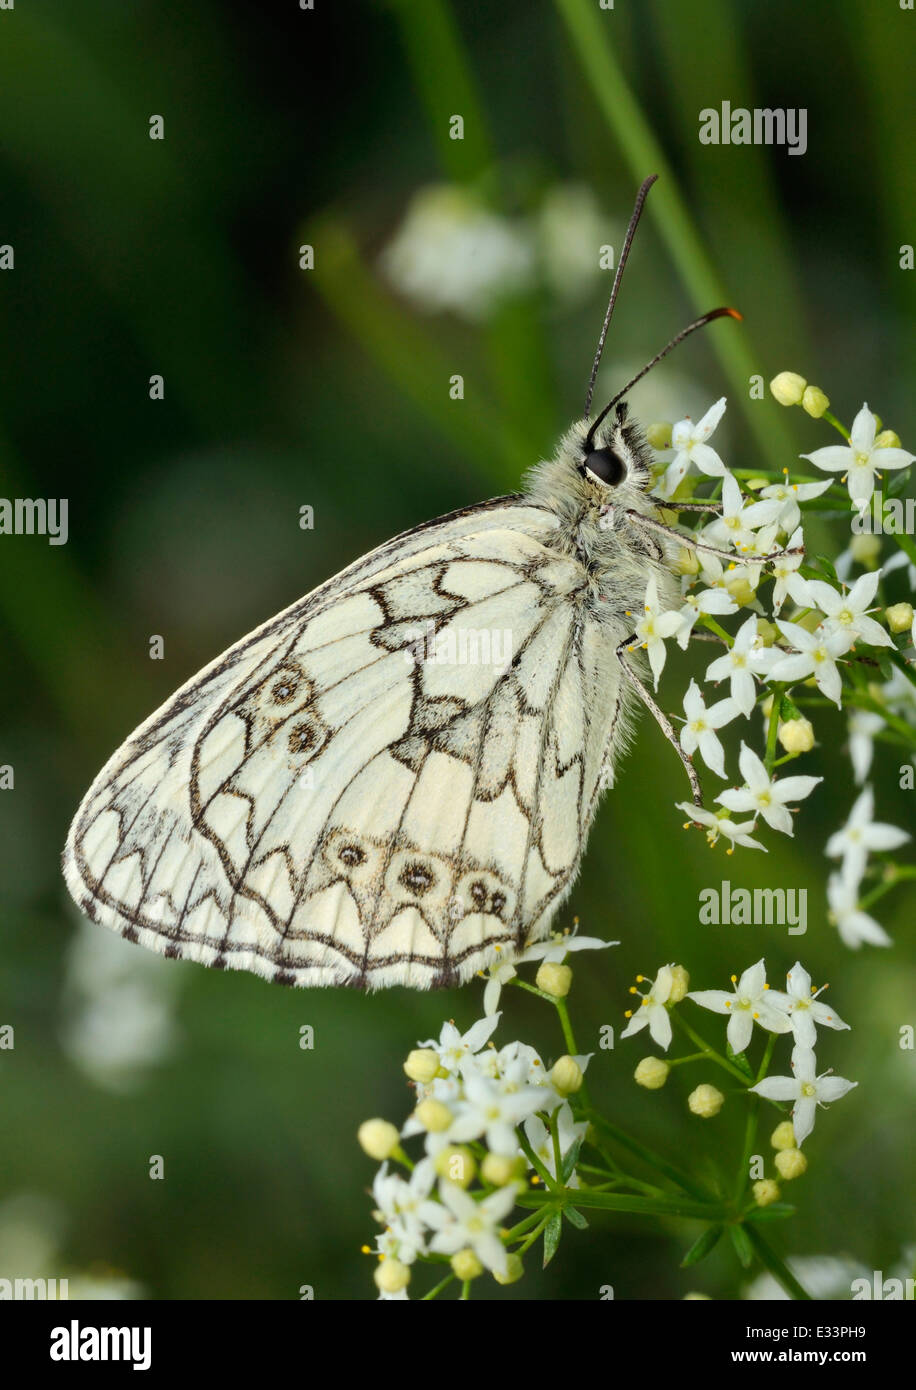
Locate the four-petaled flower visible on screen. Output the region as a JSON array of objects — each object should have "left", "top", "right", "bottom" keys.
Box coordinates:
[
  {"left": 424, "top": 1182, "right": 518, "bottom": 1276},
  {"left": 688, "top": 959, "right": 793, "bottom": 1055},
  {"left": 825, "top": 785, "right": 910, "bottom": 883},
  {"left": 750, "top": 1045, "right": 857, "bottom": 1147},
  {"left": 715, "top": 742, "right": 821, "bottom": 836},
  {"left": 773, "top": 962, "right": 850, "bottom": 1050},
  {"left": 657, "top": 397, "right": 729, "bottom": 497},
  {"left": 802, "top": 403, "right": 915, "bottom": 506},
  {"left": 680, "top": 680, "right": 741, "bottom": 778},
  {"left": 766, "top": 621, "right": 849, "bottom": 706},
  {"left": 634, "top": 573, "right": 683, "bottom": 687},
  {"left": 620, "top": 964, "right": 679, "bottom": 1050}
]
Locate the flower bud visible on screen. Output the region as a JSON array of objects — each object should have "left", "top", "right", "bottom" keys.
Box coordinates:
[
  {"left": 756, "top": 619, "right": 780, "bottom": 646},
  {"left": 688, "top": 1084, "right": 724, "bottom": 1118},
  {"left": 492, "top": 1252, "right": 525, "bottom": 1285},
  {"left": 778, "top": 717, "right": 815, "bottom": 754},
  {"left": 673, "top": 546, "right": 701, "bottom": 577},
  {"left": 886, "top": 602, "right": 913, "bottom": 634},
  {"left": 753, "top": 1179, "right": 781, "bottom": 1207},
  {"left": 536, "top": 961, "right": 572, "bottom": 997},
  {"left": 374, "top": 1258, "right": 410, "bottom": 1293},
  {"left": 875, "top": 428, "right": 902, "bottom": 449},
  {"left": 668, "top": 964, "right": 690, "bottom": 1002},
  {"left": 434, "top": 1146, "right": 476, "bottom": 1187},
  {"left": 404, "top": 1048, "right": 441, "bottom": 1084},
  {"left": 774, "top": 1147, "right": 808, "bottom": 1181},
  {"left": 761, "top": 693, "right": 774, "bottom": 718},
  {"left": 801, "top": 385, "right": 830, "bottom": 418},
  {"left": 551, "top": 1055, "right": 584, "bottom": 1095},
  {"left": 414, "top": 1099, "right": 453, "bottom": 1133},
  {"left": 726, "top": 576, "right": 755, "bottom": 606},
  {"left": 770, "top": 1120, "right": 797, "bottom": 1150},
  {"left": 481, "top": 1152, "right": 526, "bottom": 1187},
  {"left": 849, "top": 533, "right": 881, "bottom": 568},
  {"left": 646, "top": 421, "right": 673, "bottom": 450},
  {"left": 793, "top": 609, "right": 823, "bottom": 633},
  {"left": 451, "top": 1248, "right": 484, "bottom": 1281},
  {"left": 769, "top": 371, "right": 807, "bottom": 406},
  {"left": 357, "top": 1119, "right": 400, "bottom": 1161},
  {"left": 634, "top": 1056, "right": 670, "bottom": 1090}
]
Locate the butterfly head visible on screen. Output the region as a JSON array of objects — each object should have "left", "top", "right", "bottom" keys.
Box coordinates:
[{"left": 578, "top": 401, "right": 650, "bottom": 495}]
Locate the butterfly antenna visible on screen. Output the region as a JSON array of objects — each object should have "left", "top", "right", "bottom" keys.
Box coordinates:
[
  {"left": 584, "top": 305, "right": 743, "bottom": 452},
  {"left": 584, "top": 173, "right": 658, "bottom": 420}
]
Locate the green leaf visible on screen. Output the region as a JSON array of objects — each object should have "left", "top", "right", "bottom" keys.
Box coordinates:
[
  {"left": 542, "top": 1211, "right": 563, "bottom": 1268},
  {"left": 779, "top": 694, "right": 803, "bottom": 723},
  {"left": 744, "top": 1202, "right": 797, "bottom": 1223},
  {"left": 814, "top": 553, "right": 840, "bottom": 585},
  {"left": 730, "top": 1224, "right": 754, "bottom": 1269},
  {"left": 887, "top": 468, "right": 911, "bottom": 497},
  {"left": 560, "top": 1136, "right": 584, "bottom": 1185},
  {"left": 726, "top": 1045, "right": 754, "bottom": 1080},
  {"left": 563, "top": 1205, "right": 589, "bottom": 1231},
  {"left": 681, "top": 1224, "right": 724, "bottom": 1268}
]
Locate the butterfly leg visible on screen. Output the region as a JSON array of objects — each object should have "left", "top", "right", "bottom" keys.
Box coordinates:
[
  {"left": 646, "top": 496, "right": 723, "bottom": 513},
  {"left": 616, "top": 633, "right": 703, "bottom": 805},
  {"left": 624, "top": 509, "right": 802, "bottom": 567}
]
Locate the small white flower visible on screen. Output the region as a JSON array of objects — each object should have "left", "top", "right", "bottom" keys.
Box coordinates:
[
  {"left": 770, "top": 527, "right": 806, "bottom": 614},
  {"left": 675, "top": 584, "right": 739, "bottom": 651},
  {"left": 773, "top": 962, "right": 850, "bottom": 1050},
  {"left": 826, "top": 870, "right": 892, "bottom": 949},
  {"left": 680, "top": 679, "right": 742, "bottom": 778},
  {"left": 424, "top": 1182, "right": 518, "bottom": 1276},
  {"left": 847, "top": 709, "right": 885, "bottom": 785},
  {"left": 750, "top": 1045, "right": 857, "bottom": 1147},
  {"left": 786, "top": 570, "right": 894, "bottom": 651},
  {"left": 634, "top": 573, "right": 683, "bottom": 686},
  {"left": 523, "top": 1102, "right": 588, "bottom": 1186},
  {"left": 704, "top": 474, "right": 783, "bottom": 554},
  {"left": 456, "top": 1071, "right": 546, "bottom": 1155},
  {"left": 825, "top": 784, "right": 910, "bottom": 882},
  {"left": 758, "top": 477, "right": 833, "bottom": 533},
  {"left": 417, "top": 1015, "right": 502, "bottom": 1076},
  {"left": 767, "top": 621, "right": 849, "bottom": 707},
  {"left": 657, "top": 398, "right": 729, "bottom": 497},
  {"left": 801, "top": 403, "right": 915, "bottom": 507},
  {"left": 688, "top": 959, "right": 792, "bottom": 1055},
  {"left": 482, "top": 928, "right": 614, "bottom": 1015},
  {"left": 715, "top": 742, "right": 821, "bottom": 836},
  {"left": 675, "top": 803, "right": 766, "bottom": 852},
  {"left": 621, "top": 964, "right": 678, "bottom": 1050},
  {"left": 704, "top": 616, "right": 770, "bottom": 716},
  {"left": 372, "top": 1159, "right": 438, "bottom": 1263}
]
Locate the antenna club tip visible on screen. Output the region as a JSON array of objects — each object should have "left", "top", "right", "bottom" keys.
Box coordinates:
[{"left": 723, "top": 306, "right": 743, "bottom": 321}]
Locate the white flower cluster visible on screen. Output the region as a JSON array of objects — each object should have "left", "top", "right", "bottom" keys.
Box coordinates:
[
  {"left": 626, "top": 958, "right": 856, "bottom": 1147},
  {"left": 640, "top": 398, "right": 913, "bottom": 945}
]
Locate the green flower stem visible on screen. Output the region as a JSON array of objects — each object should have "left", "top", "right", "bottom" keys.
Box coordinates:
[
  {"left": 516, "top": 1187, "right": 731, "bottom": 1222},
  {"left": 503, "top": 1209, "right": 554, "bottom": 1244},
  {"left": 672, "top": 1012, "right": 756, "bottom": 1085},
  {"left": 735, "top": 1034, "right": 775, "bottom": 1204},
  {"left": 583, "top": 1111, "right": 715, "bottom": 1202},
  {"left": 764, "top": 682, "right": 786, "bottom": 774},
  {"left": 859, "top": 865, "right": 916, "bottom": 912},
  {"left": 516, "top": 1214, "right": 554, "bottom": 1255},
  {"left": 700, "top": 615, "right": 735, "bottom": 646},
  {"left": 822, "top": 410, "right": 851, "bottom": 441},
  {"left": 554, "top": 996, "right": 580, "bottom": 1056},
  {"left": 518, "top": 1132, "right": 562, "bottom": 1194},
  {"left": 422, "top": 1272, "right": 457, "bottom": 1301},
  {"left": 745, "top": 1225, "right": 812, "bottom": 1301}
]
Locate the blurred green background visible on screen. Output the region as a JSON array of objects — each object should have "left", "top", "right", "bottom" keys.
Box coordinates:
[{"left": 0, "top": 0, "right": 913, "bottom": 1300}]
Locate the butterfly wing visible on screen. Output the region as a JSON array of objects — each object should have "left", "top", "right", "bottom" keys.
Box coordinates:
[{"left": 64, "top": 495, "right": 619, "bottom": 989}]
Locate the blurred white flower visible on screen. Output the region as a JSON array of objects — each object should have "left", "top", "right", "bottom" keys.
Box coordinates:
[
  {"left": 381, "top": 185, "right": 534, "bottom": 320},
  {"left": 371, "top": 1160, "right": 438, "bottom": 1263},
  {"left": 537, "top": 184, "right": 615, "bottom": 302},
  {"left": 704, "top": 474, "right": 783, "bottom": 554},
  {"left": 802, "top": 403, "right": 915, "bottom": 507},
  {"left": 758, "top": 477, "right": 832, "bottom": 533},
  {"left": 847, "top": 709, "right": 885, "bottom": 784},
  {"left": 770, "top": 527, "right": 806, "bottom": 613},
  {"left": 417, "top": 1015, "right": 501, "bottom": 1076},
  {"left": 523, "top": 1103, "right": 588, "bottom": 1185},
  {"left": 458, "top": 1071, "right": 546, "bottom": 1155},
  {"left": 827, "top": 871, "right": 891, "bottom": 949},
  {"left": 825, "top": 784, "right": 910, "bottom": 882},
  {"left": 424, "top": 1182, "right": 518, "bottom": 1276}
]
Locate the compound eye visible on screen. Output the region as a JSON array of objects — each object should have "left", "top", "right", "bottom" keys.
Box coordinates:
[{"left": 582, "top": 447, "right": 626, "bottom": 487}]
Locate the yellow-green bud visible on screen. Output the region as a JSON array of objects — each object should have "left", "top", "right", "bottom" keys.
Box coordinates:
[
  {"left": 774, "top": 1147, "right": 808, "bottom": 1181},
  {"left": 688, "top": 1084, "right": 724, "bottom": 1118},
  {"left": 770, "top": 1120, "right": 797, "bottom": 1150},
  {"left": 886, "top": 602, "right": 913, "bottom": 634},
  {"left": 668, "top": 964, "right": 690, "bottom": 1002},
  {"left": 673, "top": 546, "right": 701, "bottom": 577},
  {"left": 756, "top": 619, "right": 781, "bottom": 647},
  {"left": 374, "top": 1258, "right": 410, "bottom": 1293},
  {"left": 414, "top": 1098, "right": 453, "bottom": 1133},
  {"left": 753, "top": 1179, "right": 781, "bottom": 1207},
  {"left": 551, "top": 1055, "right": 584, "bottom": 1095},
  {"left": 434, "top": 1146, "right": 476, "bottom": 1187},
  {"left": 849, "top": 533, "right": 881, "bottom": 568},
  {"left": 778, "top": 717, "right": 815, "bottom": 754},
  {"left": 357, "top": 1119, "right": 400, "bottom": 1161},
  {"left": 634, "top": 1056, "right": 670, "bottom": 1090},
  {"left": 801, "top": 385, "right": 830, "bottom": 418},
  {"left": 536, "top": 961, "right": 572, "bottom": 997},
  {"left": 875, "top": 428, "right": 902, "bottom": 449},
  {"left": 451, "top": 1248, "right": 484, "bottom": 1281},
  {"left": 761, "top": 693, "right": 775, "bottom": 718},
  {"left": 745, "top": 476, "right": 769, "bottom": 492},
  {"left": 769, "top": 371, "right": 807, "bottom": 407},
  {"left": 684, "top": 1292, "right": 711, "bottom": 1300},
  {"left": 646, "top": 421, "right": 673, "bottom": 450},
  {"left": 793, "top": 609, "right": 823, "bottom": 633},
  {"left": 492, "top": 1252, "right": 525, "bottom": 1286},
  {"left": 404, "top": 1048, "right": 441, "bottom": 1084},
  {"left": 481, "top": 1152, "right": 526, "bottom": 1187},
  {"left": 726, "top": 576, "right": 755, "bottom": 606}
]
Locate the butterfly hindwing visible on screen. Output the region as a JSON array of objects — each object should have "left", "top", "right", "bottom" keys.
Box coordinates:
[{"left": 64, "top": 496, "right": 622, "bottom": 988}]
